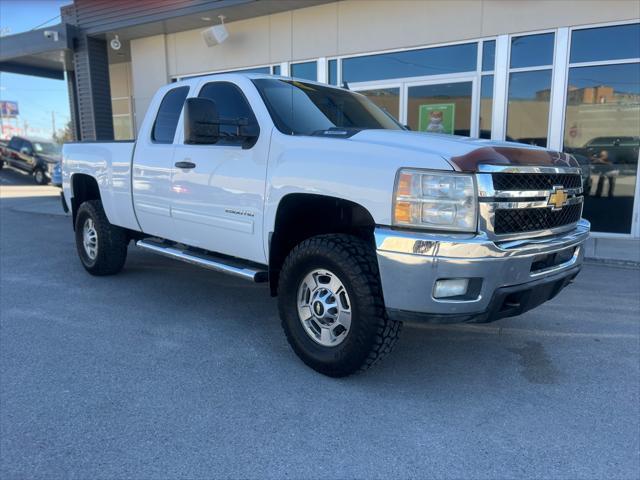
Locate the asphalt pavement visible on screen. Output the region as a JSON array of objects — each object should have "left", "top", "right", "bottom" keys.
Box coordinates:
[{"left": 1, "top": 167, "right": 639, "bottom": 479}]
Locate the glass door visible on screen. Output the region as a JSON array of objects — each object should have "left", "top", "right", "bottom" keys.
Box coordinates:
[{"left": 404, "top": 77, "right": 477, "bottom": 136}]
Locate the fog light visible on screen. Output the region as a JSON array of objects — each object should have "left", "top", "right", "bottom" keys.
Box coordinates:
[{"left": 434, "top": 279, "right": 469, "bottom": 299}]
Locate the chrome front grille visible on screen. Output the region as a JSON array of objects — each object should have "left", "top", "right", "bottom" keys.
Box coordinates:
[
  {"left": 491, "top": 172, "right": 582, "bottom": 191},
  {"left": 476, "top": 165, "right": 584, "bottom": 240},
  {"left": 494, "top": 203, "right": 582, "bottom": 235}
]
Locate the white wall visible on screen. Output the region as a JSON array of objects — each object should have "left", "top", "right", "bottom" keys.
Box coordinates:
[{"left": 130, "top": 35, "right": 168, "bottom": 132}]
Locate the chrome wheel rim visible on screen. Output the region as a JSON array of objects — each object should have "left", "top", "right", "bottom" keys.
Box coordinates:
[
  {"left": 82, "top": 218, "right": 98, "bottom": 260},
  {"left": 34, "top": 170, "right": 44, "bottom": 183},
  {"left": 297, "top": 268, "right": 352, "bottom": 347}
]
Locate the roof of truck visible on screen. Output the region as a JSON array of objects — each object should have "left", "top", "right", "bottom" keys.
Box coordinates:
[{"left": 170, "top": 72, "right": 342, "bottom": 91}]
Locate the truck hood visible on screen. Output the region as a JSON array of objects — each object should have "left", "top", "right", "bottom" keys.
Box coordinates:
[
  {"left": 37, "top": 153, "right": 61, "bottom": 164},
  {"left": 348, "top": 130, "right": 579, "bottom": 172}
]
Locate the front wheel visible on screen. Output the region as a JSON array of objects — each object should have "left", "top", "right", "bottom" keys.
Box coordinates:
[
  {"left": 74, "top": 200, "right": 128, "bottom": 275},
  {"left": 33, "top": 168, "right": 48, "bottom": 185},
  {"left": 278, "top": 234, "right": 402, "bottom": 377}
]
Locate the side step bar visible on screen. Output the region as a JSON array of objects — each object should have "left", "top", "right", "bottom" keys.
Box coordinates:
[{"left": 136, "top": 239, "right": 268, "bottom": 283}]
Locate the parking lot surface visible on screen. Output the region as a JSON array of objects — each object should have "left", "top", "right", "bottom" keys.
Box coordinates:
[{"left": 1, "top": 168, "right": 639, "bottom": 479}]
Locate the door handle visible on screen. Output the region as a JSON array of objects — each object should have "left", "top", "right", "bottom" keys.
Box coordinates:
[{"left": 175, "top": 161, "right": 196, "bottom": 169}]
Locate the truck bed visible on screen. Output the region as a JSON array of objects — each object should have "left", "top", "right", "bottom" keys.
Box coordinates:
[{"left": 62, "top": 141, "right": 140, "bottom": 231}]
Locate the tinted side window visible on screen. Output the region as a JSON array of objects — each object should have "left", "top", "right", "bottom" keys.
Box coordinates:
[
  {"left": 198, "top": 82, "right": 258, "bottom": 144},
  {"left": 152, "top": 86, "right": 189, "bottom": 143},
  {"left": 8, "top": 137, "right": 22, "bottom": 150}
]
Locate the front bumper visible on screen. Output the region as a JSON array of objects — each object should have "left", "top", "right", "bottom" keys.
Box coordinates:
[{"left": 375, "top": 219, "right": 590, "bottom": 324}]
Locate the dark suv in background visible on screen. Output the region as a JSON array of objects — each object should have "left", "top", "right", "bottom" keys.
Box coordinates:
[{"left": 0, "top": 136, "right": 61, "bottom": 185}]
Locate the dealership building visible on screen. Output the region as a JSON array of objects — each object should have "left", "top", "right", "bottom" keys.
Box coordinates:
[{"left": 0, "top": 0, "right": 639, "bottom": 251}]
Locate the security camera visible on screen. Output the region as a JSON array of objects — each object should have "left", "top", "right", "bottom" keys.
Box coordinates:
[
  {"left": 202, "top": 15, "right": 228, "bottom": 47},
  {"left": 43, "top": 30, "right": 59, "bottom": 41},
  {"left": 110, "top": 35, "right": 122, "bottom": 51}
]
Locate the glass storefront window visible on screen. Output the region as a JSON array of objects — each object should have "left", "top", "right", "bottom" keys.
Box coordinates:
[
  {"left": 328, "top": 59, "right": 338, "bottom": 85},
  {"left": 510, "top": 33, "right": 554, "bottom": 68},
  {"left": 480, "top": 75, "right": 493, "bottom": 139},
  {"left": 357, "top": 88, "right": 400, "bottom": 121},
  {"left": 113, "top": 116, "right": 133, "bottom": 140},
  {"left": 570, "top": 23, "right": 640, "bottom": 64},
  {"left": 111, "top": 98, "right": 130, "bottom": 116},
  {"left": 238, "top": 66, "right": 270, "bottom": 74},
  {"left": 342, "top": 43, "right": 477, "bottom": 83},
  {"left": 272, "top": 65, "right": 281, "bottom": 75},
  {"left": 482, "top": 40, "right": 496, "bottom": 72},
  {"left": 562, "top": 63, "right": 640, "bottom": 234},
  {"left": 291, "top": 61, "right": 317, "bottom": 81},
  {"left": 406, "top": 81, "right": 473, "bottom": 135},
  {"left": 506, "top": 70, "right": 552, "bottom": 147}
]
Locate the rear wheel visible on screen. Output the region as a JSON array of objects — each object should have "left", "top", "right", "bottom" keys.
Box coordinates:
[
  {"left": 278, "top": 234, "right": 402, "bottom": 377},
  {"left": 74, "top": 200, "right": 128, "bottom": 275},
  {"left": 33, "top": 168, "right": 47, "bottom": 185}
]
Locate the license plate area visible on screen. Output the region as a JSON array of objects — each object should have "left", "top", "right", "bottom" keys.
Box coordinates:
[{"left": 530, "top": 247, "right": 576, "bottom": 273}]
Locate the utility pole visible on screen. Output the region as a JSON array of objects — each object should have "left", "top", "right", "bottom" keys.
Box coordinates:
[{"left": 51, "top": 111, "right": 56, "bottom": 139}]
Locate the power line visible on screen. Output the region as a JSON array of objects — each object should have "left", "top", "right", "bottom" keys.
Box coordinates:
[{"left": 31, "top": 13, "right": 61, "bottom": 31}]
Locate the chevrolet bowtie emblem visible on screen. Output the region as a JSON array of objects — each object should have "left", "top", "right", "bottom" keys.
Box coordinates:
[{"left": 548, "top": 187, "right": 568, "bottom": 210}]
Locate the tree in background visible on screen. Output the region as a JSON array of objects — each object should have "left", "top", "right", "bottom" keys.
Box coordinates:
[{"left": 53, "top": 120, "right": 74, "bottom": 144}]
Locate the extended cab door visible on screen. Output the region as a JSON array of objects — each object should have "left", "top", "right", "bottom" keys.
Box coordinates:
[
  {"left": 17, "top": 140, "right": 35, "bottom": 171},
  {"left": 170, "top": 80, "right": 268, "bottom": 264},
  {"left": 132, "top": 85, "right": 190, "bottom": 240}
]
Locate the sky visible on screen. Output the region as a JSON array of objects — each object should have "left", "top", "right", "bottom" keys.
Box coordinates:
[{"left": 0, "top": 0, "right": 73, "bottom": 139}]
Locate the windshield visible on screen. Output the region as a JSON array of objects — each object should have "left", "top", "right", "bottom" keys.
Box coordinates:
[
  {"left": 33, "top": 142, "right": 61, "bottom": 155},
  {"left": 252, "top": 79, "right": 403, "bottom": 136}
]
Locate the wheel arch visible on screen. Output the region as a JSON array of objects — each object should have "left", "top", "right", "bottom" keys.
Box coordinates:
[
  {"left": 70, "top": 173, "right": 101, "bottom": 229},
  {"left": 268, "top": 193, "right": 377, "bottom": 296}
]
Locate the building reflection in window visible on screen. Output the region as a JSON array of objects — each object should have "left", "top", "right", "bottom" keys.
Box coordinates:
[
  {"left": 563, "top": 63, "right": 640, "bottom": 234},
  {"left": 480, "top": 75, "right": 493, "bottom": 139},
  {"left": 506, "top": 70, "right": 552, "bottom": 147},
  {"left": 506, "top": 33, "right": 555, "bottom": 147},
  {"left": 357, "top": 88, "right": 400, "bottom": 121}
]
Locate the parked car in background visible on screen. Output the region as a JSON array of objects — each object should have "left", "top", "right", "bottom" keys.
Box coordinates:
[
  {"left": 50, "top": 162, "right": 62, "bottom": 187},
  {"left": 0, "top": 136, "right": 61, "bottom": 185}
]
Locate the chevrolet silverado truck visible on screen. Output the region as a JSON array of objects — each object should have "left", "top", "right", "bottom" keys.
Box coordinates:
[{"left": 62, "top": 74, "right": 590, "bottom": 377}]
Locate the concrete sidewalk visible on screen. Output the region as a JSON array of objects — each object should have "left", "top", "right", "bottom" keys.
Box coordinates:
[{"left": 584, "top": 237, "right": 640, "bottom": 267}]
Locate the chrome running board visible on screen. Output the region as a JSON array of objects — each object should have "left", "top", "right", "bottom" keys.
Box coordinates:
[{"left": 136, "top": 239, "right": 268, "bottom": 283}]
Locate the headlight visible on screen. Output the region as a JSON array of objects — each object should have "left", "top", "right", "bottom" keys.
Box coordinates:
[{"left": 393, "top": 169, "right": 477, "bottom": 232}]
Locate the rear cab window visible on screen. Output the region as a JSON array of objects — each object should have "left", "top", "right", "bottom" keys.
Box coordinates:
[{"left": 152, "top": 86, "right": 190, "bottom": 143}]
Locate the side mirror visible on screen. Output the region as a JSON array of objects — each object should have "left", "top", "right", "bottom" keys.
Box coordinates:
[
  {"left": 184, "top": 97, "right": 220, "bottom": 144},
  {"left": 238, "top": 122, "right": 260, "bottom": 149}
]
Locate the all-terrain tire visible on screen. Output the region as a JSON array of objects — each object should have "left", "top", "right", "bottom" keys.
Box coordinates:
[
  {"left": 74, "top": 200, "right": 128, "bottom": 276},
  {"left": 278, "top": 234, "right": 402, "bottom": 377}
]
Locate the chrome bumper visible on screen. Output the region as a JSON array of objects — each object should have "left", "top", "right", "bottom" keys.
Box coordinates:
[{"left": 375, "top": 219, "right": 590, "bottom": 323}]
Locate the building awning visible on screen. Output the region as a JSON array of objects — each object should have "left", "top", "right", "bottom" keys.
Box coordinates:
[{"left": 0, "top": 23, "right": 77, "bottom": 80}]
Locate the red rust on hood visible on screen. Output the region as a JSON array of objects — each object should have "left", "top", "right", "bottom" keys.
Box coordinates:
[{"left": 448, "top": 146, "right": 579, "bottom": 172}]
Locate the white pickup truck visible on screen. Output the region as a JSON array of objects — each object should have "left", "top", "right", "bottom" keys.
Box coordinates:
[{"left": 62, "top": 73, "right": 590, "bottom": 377}]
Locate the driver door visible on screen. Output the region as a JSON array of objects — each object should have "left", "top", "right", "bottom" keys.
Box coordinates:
[{"left": 170, "top": 80, "right": 268, "bottom": 264}]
